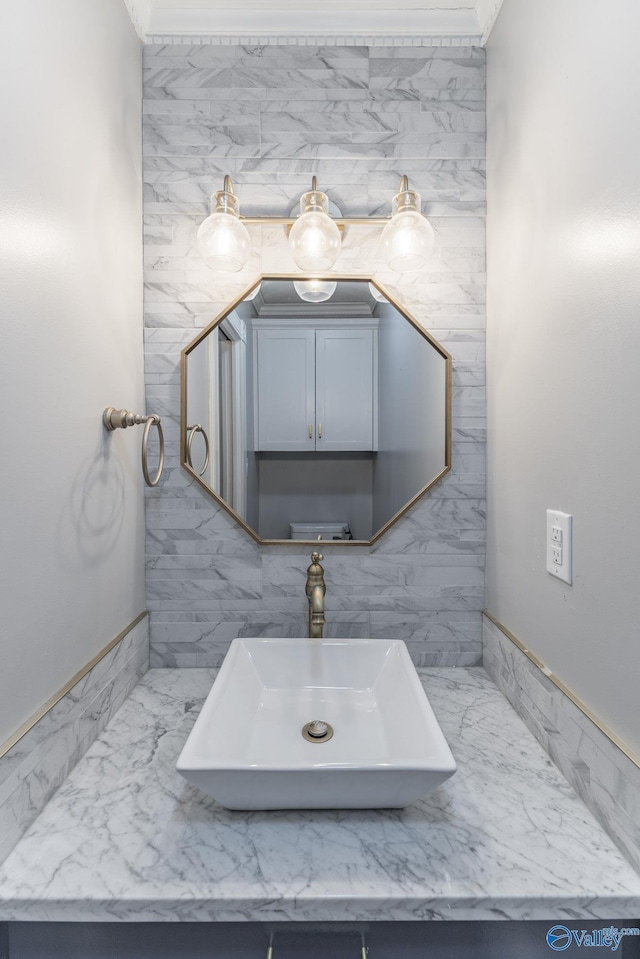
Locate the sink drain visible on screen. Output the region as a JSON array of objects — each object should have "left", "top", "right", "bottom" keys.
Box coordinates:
[{"left": 302, "top": 720, "right": 334, "bottom": 743}]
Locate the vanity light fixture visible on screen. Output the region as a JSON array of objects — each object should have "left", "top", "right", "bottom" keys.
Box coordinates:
[
  {"left": 288, "top": 180, "right": 341, "bottom": 272},
  {"left": 293, "top": 279, "right": 337, "bottom": 303},
  {"left": 196, "top": 175, "right": 434, "bottom": 274},
  {"left": 196, "top": 175, "right": 251, "bottom": 272},
  {"left": 380, "top": 176, "right": 435, "bottom": 272}
]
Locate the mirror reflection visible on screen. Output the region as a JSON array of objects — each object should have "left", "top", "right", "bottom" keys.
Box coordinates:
[{"left": 182, "top": 277, "right": 451, "bottom": 544}]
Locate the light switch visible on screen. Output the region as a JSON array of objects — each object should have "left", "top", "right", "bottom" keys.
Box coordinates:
[{"left": 546, "top": 510, "right": 572, "bottom": 585}]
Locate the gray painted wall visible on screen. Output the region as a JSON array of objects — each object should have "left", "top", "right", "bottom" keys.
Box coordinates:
[
  {"left": 143, "top": 42, "right": 486, "bottom": 666},
  {"left": 0, "top": 0, "right": 144, "bottom": 744},
  {"left": 486, "top": 0, "right": 640, "bottom": 754}
]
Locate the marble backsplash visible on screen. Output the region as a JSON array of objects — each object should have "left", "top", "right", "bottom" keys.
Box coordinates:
[
  {"left": 143, "top": 43, "right": 486, "bottom": 666},
  {"left": 0, "top": 615, "right": 149, "bottom": 864},
  {"left": 483, "top": 614, "right": 640, "bottom": 874}
]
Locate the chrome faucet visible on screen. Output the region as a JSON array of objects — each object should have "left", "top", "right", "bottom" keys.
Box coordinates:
[{"left": 305, "top": 551, "right": 326, "bottom": 639}]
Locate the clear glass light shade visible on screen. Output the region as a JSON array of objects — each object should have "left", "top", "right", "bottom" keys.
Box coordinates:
[
  {"left": 289, "top": 190, "right": 341, "bottom": 271},
  {"left": 244, "top": 281, "right": 261, "bottom": 301},
  {"left": 197, "top": 189, "right": 251, "bottom": 272},
  {"left": 368, "top": 282, "right": 387, "bottom": 302},
  {"left": 293, "top": 279, "right": 337, "bottom": 303},
  {"left": 380, "top": 189, "right": 434, "bottom": 272}
]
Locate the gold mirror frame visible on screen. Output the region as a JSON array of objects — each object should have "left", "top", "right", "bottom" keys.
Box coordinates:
[{"left": 180, "top": 274, "right": 452, "bottom": 546}]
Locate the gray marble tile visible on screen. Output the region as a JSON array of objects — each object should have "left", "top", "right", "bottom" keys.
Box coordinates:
[
  {"left": 142, "top": 43, "right": 487, "bottom": 667},
  {"left": 259, "top": 138, "right": 487, "bottom": 162},
  {"left": 260, "top": 103, "right": 484, "bottom": 149},
  {"left": 324, "top": 585, "right": 485, "bottom": 613},
  {"left": 0, "top": 618, "right": 149, "bottom": 864},
  {"left": 146, "top": 554, "right": 262, "bottom": 574},
  {"left": 430, "top": 481, "right": 485, "bottom": 501},
  {"left": 147, "top": 605, "right": 483, "bottom": 665},
  {"left": 143, "top": 65, "right": 370, "bottom": 97},
  {"left": 370, "top": 610, "right": 481, "bottom": 641},
  {"left": 369, "top": 55, "right": 485, "bottom": 91},
  {"left": 143, "top": 107, "right": 261, "bottom": 157},
  {"left": 151, "top": 615, "right": 386, "bottom": 667},
  {"left": 0, "top": 619, "right": 147, "bottom": 792},
  {"left": 144, "top": 84, "right": 374, "bottom": 103},
  {"left": 483, "top": 614, "right": 640, "bottom": 873},
  {"left": 412, "top": 651, "right": 482, "bottom": 666},
  {"left": 146, "top": 579, "right": 263, "bottom": 603},
  {"left": 142, "top": 154, "right": 486, "bottom": 181},
  {"left": 145, "top": 526, "right": 260, "bottom": 558},
  {"left": 369, "top": 47, "right": 485, "bottom": 61},
  {"left": 0, "top": 666, "right": 638, "bottom": 921},
  {"left": 142, "top": 97, "right": 213, "bottom": 117},
  {"left": 143, "top": 158, "right": 486, "bottom": 215}
]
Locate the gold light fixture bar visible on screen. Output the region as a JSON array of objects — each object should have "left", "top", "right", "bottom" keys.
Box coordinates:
[
  {"left": 238, "top": 175, "right": 411, "bottom": 226},
  {"left": 238, "top": 216, "right": 390, "bottom": 226},
  {"left": 197, "top": 174, "right": 434, "bottom": 274}
]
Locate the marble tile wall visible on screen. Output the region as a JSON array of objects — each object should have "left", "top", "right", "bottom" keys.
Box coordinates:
[
  {"left": 483, "top": 614, "right": 640, "bottom": 873},
  {"left": 0, "top": 615, "right": 149, "bottom": 864},
  {"left": 143, "top": 43, "right": 486, "bottom": 666}
]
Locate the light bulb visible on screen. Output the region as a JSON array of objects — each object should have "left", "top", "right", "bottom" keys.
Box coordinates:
[
  {"left": 289, "top": 187, "right": 341, "bottom": 271},
  {"left": 197, "top": 185, "right": 251, "bottom": 272},
  {"left": 293, "top": 279, "right": 337, "bottom": 303},
  {"left": 380, "top": 184, "right": 434, "bottom": 272}
]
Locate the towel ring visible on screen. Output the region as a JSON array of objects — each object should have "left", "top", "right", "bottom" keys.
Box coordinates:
[
  {"left": 186, "top": 424, "right": 210, "bottom": 477},
  {"left": 141, "top": 415, "right": 165, "bottom": 487},
  {"left": 103, "top": 407, "right": 165, "bottom": 488}
]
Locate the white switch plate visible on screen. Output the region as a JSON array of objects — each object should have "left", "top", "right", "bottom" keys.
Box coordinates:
[{"left": 546, "top": 510, "right": 572, "bottom": 585}]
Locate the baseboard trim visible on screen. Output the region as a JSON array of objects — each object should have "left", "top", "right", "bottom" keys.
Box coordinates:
[
  {"left": 484, "top": 610, "right": 640, "bottom": 770},
  {"left": 0, "top": 611, "right": 148, "bottom": 760}
]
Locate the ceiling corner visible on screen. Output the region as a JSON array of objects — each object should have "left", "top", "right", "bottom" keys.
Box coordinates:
[
  {"left": 122, "top": 0, "right": 151, "bottom": 41},
  {"left": 475, "top": 0, "right": 506, "bottom": 43}
]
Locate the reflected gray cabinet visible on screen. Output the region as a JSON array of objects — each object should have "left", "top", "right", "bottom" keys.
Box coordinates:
[{"left": 255, "top": 327, "right": 377, "bottom": 452}]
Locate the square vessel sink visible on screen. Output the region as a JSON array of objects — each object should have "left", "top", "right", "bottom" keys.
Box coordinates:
[{"left": 177, "top": 638, "right": 456, "bottom": 810}]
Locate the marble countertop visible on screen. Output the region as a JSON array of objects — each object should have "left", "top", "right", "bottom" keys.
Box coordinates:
[{"left": 0, "top": 666, "right": 639, "bottom": 922}]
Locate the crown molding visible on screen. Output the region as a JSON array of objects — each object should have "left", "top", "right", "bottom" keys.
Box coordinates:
[
  {"left": 122, "top": 0, "right": 151, "bottom": 40},
  {"left": 475, "top": 0, "right": 506, "bottom": 42},
  {"left": 146, "top": 33, "right": 482, "bottom": 46},
  {"left": 148, "top": 8, "right": 480, "bottom": 37},
  {"left": 125, "top": 0, "right": 501, "bottom": 44},
  {"left": 253, "top": 306, "right": 376, "bottom": 321}
]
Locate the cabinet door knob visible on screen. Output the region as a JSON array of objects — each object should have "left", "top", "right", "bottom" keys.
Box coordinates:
[
  {"left": 318, "top": 422, "right": 323, "bottom": 439},
  {"left": 308, "top": 423, "right": 313, "bottom": 439}
]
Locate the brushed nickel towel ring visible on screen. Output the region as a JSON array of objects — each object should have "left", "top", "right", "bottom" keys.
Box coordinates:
[
  {"left": 103, "top": 407, "right": 165, "bottom": 488},
  {"left": 186, "top": 423, "right": 210, "bottom": 477}
]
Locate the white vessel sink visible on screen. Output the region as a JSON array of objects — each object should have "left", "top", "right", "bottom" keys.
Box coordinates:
[{"left": 176, "top": 638, "right": 456, "bottom": 810}]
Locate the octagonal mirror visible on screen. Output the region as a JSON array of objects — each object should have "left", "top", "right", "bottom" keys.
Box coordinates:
[{"left": 181, "top": 276, "right": 451, "bottom": 545}]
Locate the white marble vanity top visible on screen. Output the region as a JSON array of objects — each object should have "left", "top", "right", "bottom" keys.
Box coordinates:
[{"left": 0, "top": 667, "right": 638, "bottom": 922}]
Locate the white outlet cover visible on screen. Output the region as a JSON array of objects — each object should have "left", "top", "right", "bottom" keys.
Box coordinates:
[{"left": 546, "top": 510, "right": 572, "bottom": 585}]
